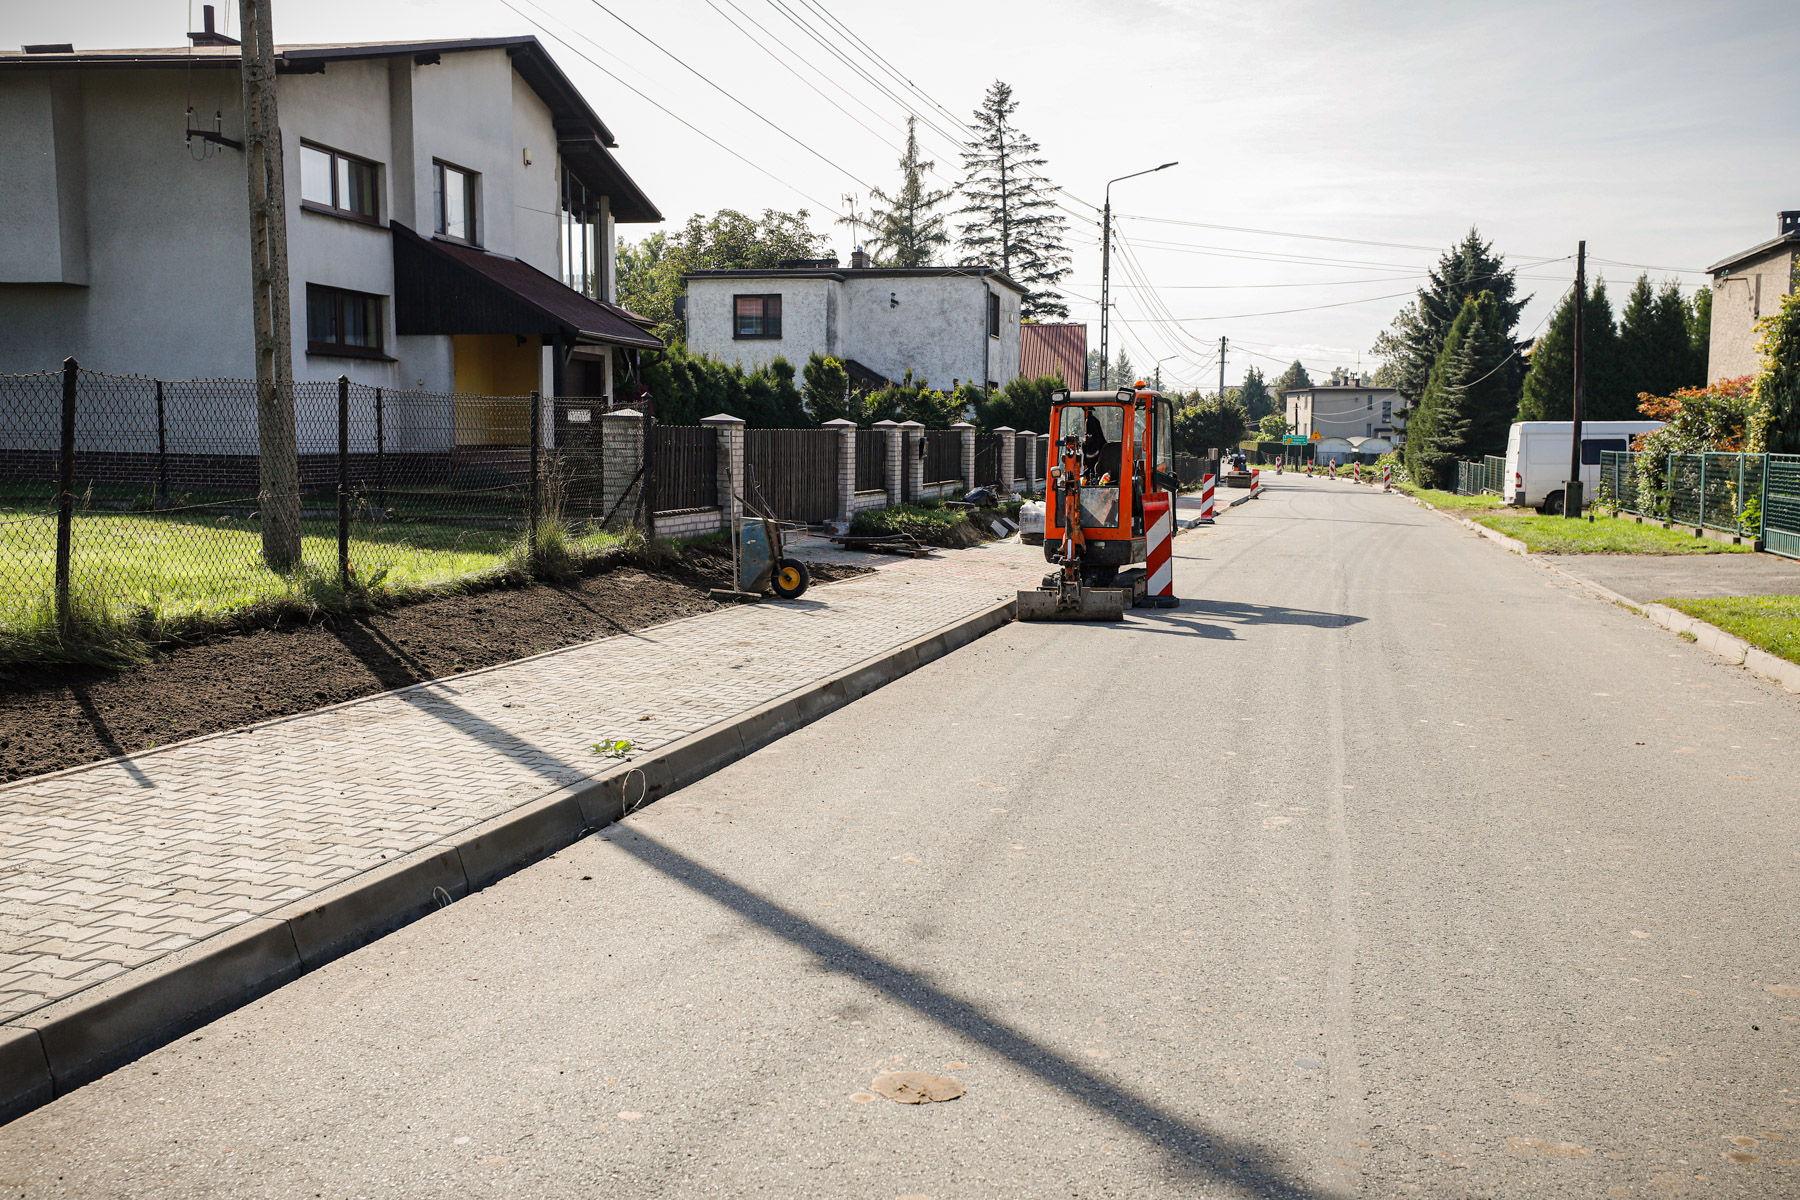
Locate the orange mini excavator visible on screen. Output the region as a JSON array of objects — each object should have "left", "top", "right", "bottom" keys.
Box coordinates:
[{"left": 1017, "top": 383, "right": 1180, "bottom": 621}]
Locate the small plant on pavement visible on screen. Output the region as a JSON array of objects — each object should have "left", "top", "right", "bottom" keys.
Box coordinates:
[{"left": 591, "top": 738, "right": 634, "bottom": 759}]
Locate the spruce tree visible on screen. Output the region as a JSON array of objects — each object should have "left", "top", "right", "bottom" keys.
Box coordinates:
[
  {"left": 958, "top": 80, "right": 1071, "bottom": 320},
  {"left": 1372, "top": 229, "right": 1527, "bottom": 408},
  {"left": 1517, "top": 279, "right": 1623, "bottom": 420},
  {"left": 1404, "top": 292, "right": 1513, "bottom": 486},
  {"left": 1107, "top": 349, "right": 1134, "bottom": 389},
  {"left": 862, "top": 117, "right": 952, "bottom": 267},
  {"left": 1237, "top": 366, "right": 1275, "bottom": 421},
  {"left": 1272, "top": 360, "right": 1312, "bottom": 404},
  {"left": 1687, "top": 286, "right": 1713, "bottom": 383}
]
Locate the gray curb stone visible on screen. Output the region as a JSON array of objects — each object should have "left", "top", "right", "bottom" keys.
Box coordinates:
[{"left": 0, "top": 596, "right": 1016, "bottom": 1126}]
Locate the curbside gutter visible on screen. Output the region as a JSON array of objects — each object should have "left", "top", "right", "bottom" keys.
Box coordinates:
[
  {"left": 1405, "top": 493, "right": 1800, "bottom": 696},
  {"left": 0, "top": 597, "right": 1017, "bottom": 1125}
]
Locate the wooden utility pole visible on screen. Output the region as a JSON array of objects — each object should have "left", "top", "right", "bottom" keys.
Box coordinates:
[
  {"left": 1218, "top": 336, "right": 1227, "bottom": 400},
  {"left": 239, "top": 0, "right": 301, "bottom": 569},
  {"left": 1564, "top": 240, "right": 1586, "bottom": 519}
]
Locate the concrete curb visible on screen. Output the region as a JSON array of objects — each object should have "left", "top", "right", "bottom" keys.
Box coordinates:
[
  {"left": 0, "top": 596, "right": 1017, "bottom": 1126},
  {"left": 1406, "top": 493, "right": 1800, "bottom": 697}
]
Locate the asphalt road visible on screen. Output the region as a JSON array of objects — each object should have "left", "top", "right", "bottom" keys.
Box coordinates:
[{"left": 4, "top": 475, "right": 1797, "bottom": 1199}]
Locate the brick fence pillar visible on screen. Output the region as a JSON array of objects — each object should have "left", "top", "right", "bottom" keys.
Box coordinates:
[
  {"left": 900, "top": 420, "right": 924, "bottom": 504},
  {"left": 953, "top": 421, "right": 976, "bottom": 494},
  {"left": 701, "top": 412, "right": 744, "bottom": 534},
  {"left": 600, "top": 407, "right": 646, "bottom": 531},
  {"left": 995, "top": 425, "right": 1016, "bottom": 495},
  {"left": 874, "top": 419, "right": 901, "bottom": 509},
  {"left": 823, "top": 417, "right": 856, "bottom": 526},
  {"left": 1018, "top": 429, "right": 1036, "bottom": 494}
]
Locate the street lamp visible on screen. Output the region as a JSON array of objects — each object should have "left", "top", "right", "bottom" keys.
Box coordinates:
[
  {"left": 1099, "top": 161, "right": 1177, "bottom": 388},
  {"left": 1153, "top": 354, "right": 1179, "bottom": 392}
]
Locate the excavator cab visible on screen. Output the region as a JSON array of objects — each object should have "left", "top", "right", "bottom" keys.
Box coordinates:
[{"left": 1020, "top": 383, "right": 1177, "bottom": 620}]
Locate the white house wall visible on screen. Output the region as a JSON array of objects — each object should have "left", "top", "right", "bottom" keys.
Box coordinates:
[{"left": 685, "top": 274, "right": 1021, "bottom": 392}]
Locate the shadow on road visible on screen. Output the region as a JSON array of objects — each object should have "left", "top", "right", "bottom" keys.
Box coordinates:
[
  {"left": 606, "top": 825, "right": 1334, "bottom": 1198},
  {"left": 1117, "top": 601, "right": 1366, "bottom": 640}
]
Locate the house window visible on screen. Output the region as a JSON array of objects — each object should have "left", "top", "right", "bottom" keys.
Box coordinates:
[
  {"left": 986, "top": 291, "right": 1000, "bottom": 338},
  {"left": 734, "top": 294, "right": 782, "bottom": 339},
  {"left": 434, "top": 160, "right": 479, "bottom": 244},
  {"left": 299, "top": 142, "right": 378, "bottom": 221},
  {"left": 560, "top": 166, "right": 601, "bottom": 299},
  {"left": 306, "top": 284, "right": 384, "bottom": 357},
  {"left": 1381, "top": 400, "right": 1391, "bottom": 421}
]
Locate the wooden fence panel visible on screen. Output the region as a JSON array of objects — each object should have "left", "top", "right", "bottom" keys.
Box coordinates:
[
  {"left": 744, "top": 427, "right": 839, "bottom": 523},
  {"left": 649, "top": 424, "right": 717, "bottom": 513}
]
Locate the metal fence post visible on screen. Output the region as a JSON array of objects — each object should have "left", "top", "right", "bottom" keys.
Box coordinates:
[
  {"left": 374, "top": 385, "right": 385, "bottom": 509},
  {"left": 337, "top": 374, "right": 350, "bottom": 587},
  {"left": 55, "top": 357, "right": 77, "bottom": 629},
  {"left": 154, "top": 379, "right": 169, "bottom": 510},
  {"left": 1698, "top": 454, "right": 1706, "bottom": 529},
  {"left": 1738, "top": 453, "right": 1747, "bottom": 534},
  {"left": 528, "top": 390, "right": 542, "bottom": 560}
]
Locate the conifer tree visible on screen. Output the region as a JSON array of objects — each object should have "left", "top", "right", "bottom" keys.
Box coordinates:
[
  {"left": 1272, "top": 360, "right": 1312, "bottom": 402},
  {"left": 1371, "top": 229, "right": 1527, "bottom": 407},
  {"left": 1107, "top": 349, "right": 1134, "bottom": 389},
  {"left": 1517, "top": 279, "right": 1622, "bottom": 420},
  {"left": 1687, "top": 286, "right": 1713, "bottom": 383},
  {"left": 1404, "top": 292, "right": 1513, "bottom": 486},
  {"left": 861, "top": 117, "right": 952, "bottom": 267},
  {"left": 958, "top": 80, "right": 1071, "bottom": 320},
  {"left": 1618, "top": 275, "right": 1705, "bottom": 403},
  {"left": 1237, "top": 366, "right": 1275, "bottom": 421}
]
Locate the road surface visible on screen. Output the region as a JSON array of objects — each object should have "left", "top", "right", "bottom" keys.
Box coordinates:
[{"left": 3, "top": 474, "right": 1796, "bottom": 1198}]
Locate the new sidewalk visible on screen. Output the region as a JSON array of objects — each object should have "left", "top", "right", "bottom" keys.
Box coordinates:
[{"left": 0, "top": 541, "right": 1046, "bottom": 1118}]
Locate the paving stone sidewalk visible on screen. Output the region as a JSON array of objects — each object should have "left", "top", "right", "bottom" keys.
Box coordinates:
[{"left": 0, "top": 544, "right": 1045, "bottom": 1025}]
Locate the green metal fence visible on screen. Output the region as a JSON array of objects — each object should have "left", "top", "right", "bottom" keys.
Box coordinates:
[
  {"left": 1598, "top": 450, "right": 1799, "bottom": 558},
  {"left": 1454, "top": 457, "right": 1505, "bottom": 496}
]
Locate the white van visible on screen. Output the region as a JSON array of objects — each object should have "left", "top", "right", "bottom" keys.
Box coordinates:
[{"left": 1503, "top": 421, "right": 1663, "bottom": 513}]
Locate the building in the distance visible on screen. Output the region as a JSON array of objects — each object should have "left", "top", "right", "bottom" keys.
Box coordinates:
[
  {"left": 1706, "top": 210, "right": 1799, "bottom": 382},
  {"left": 1019, "top": 322, "right": 1087, "bottom": 388},
  {"left": 683, "top": 254, "right": 1024, "bottom": 393},
  {"left": 1284, "top": 376, "right": 1402, "bottom": 445}
]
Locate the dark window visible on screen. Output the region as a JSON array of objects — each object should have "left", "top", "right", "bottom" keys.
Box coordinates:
[
  {"left": 306, "top": 284, "right": 384, "bottom": 356},
  {"left": 734, "top": 294, "right": 782, "bottom": 339},
  {"left": 986, "top": 291, "right": 1000, "bottom": 338},
  {"left": 560, "top": 166, "right": 600, "bottom": 298},
  {"left": 1581, "top": 438, "right": 1627, "bottom": 465},
  {"left": 434, "top": 160, "right": 479, "bottom": 244},
  {"left": 300, "top": 142, "right": 378, "bottom": 221}
]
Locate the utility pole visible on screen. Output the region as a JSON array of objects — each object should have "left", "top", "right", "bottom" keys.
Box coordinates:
[
  {"left": 239, "top": 0, "right": 300, "bottom": 569},
  {"left": 1099, "top": 161, "right": 1176, "bottom": 390},
  {"left": 1218, "top": 336, "right": 1228, "bottom": 400},
  {"left": 1564, "top": 240, "right": 1586, "bottom": 519}
]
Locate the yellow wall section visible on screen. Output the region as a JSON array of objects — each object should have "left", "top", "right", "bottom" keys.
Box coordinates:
[{"left": 453, "top": 334, "right": 540, "bottom": 445}]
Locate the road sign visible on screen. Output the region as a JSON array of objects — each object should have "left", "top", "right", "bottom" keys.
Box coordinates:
[
  {"left": 1310, "top": 430, "right": 1322, "bottom": 440},
  {"left": 1282, "top": 435, "right": 1308, "bottom": 445}
]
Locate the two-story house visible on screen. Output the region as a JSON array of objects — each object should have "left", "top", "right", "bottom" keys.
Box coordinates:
[
  {"left": 682, "top": 254, "right": 1024, "bottom": 395},
  {"left": 1284, "top": 376, "right": 1402, "bottom": 445},
  {"left": 1706, "top": 210, "right": 1799, "bottom": 382},
  {"left": 0, "top": 23, "right": 663, "bottom": 408}
]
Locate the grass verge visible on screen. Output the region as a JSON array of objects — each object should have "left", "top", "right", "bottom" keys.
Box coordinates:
[
  {"left": 1401, "top": 487, "right": 1751, "bottom": 554},
  {"left": 1658, "top": 595, "right": 1800, "bottom": 666}
]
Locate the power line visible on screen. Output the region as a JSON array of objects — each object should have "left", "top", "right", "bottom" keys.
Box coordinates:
[
  {"left": 576, "top": 0, "right": 878, "bottom": 191},
  {"left": 498, "top": 0, "right": 851, "bottom": 219}
]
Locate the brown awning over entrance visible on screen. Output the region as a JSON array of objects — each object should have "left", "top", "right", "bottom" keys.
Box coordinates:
[{"left": 392, "top": 223, "right": 663, "bottom": 351}]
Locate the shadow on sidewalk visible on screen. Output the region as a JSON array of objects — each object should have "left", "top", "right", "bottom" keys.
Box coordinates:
[{"left": 607, "top": 825, "right": 1334, "bottom": 1198}]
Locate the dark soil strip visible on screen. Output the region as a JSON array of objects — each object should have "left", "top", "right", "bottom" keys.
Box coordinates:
[{"left": 2, "top": 551, "right": 868, "bottom": 784}]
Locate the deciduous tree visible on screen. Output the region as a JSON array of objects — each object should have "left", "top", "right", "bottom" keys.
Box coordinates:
[{"left": 617, "top": 209, "right": 828, "bottom": 342}]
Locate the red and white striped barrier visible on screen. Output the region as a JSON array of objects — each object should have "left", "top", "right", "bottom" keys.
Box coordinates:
[
  {"left": 1250, "top": 468, "right": 1262, "bottom": 498},
  {"left": 1142, "top": 493, "right": 1177, "bottom": 608},
  {"left": 1382, "top": 464, "right": 1393, "bottom": 491},
  {"left": 1199, "top": 473, "right": 1216, "bottom": 523},
  {"left": 1353, "top": 463, "right": 1363, "bottom": 484},
  {"left": 1305, "top": 462, "right": 1313, "bottom": 477}
]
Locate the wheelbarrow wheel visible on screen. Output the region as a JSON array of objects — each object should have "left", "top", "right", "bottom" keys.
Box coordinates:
[{"left": 772, "top": 557, "right": 811, "bottom": 599}]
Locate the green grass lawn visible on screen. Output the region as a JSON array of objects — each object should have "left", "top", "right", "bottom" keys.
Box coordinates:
[
  {"left": 1660, "top": 595, "right": 1800, "bottom": 665},
  {"left": 0, "top": 507, "right": 621, "bottom": 627},
  {"left": 1470, "top": 512, "right": 1751, "bottom": 555},
  {"left": 1402, "top": 486, "right": 1749, "bottom": 554}
]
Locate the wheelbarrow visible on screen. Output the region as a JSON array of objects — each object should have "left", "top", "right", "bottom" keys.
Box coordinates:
[{"left": 709, "top": 484, "right": 810, "bottom": 602}]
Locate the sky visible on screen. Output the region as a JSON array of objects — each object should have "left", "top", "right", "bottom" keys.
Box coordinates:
[{"left": 21, "top": 0, "right": 1800, "bottom": 391}]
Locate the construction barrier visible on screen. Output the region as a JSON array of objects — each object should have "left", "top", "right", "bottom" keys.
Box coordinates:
[
  {"left": 1353, "top": 463, "right": 1362, "bottom": 484},
  {"left": 1199, "top": 473, "right": 1216, "bottom": 523},
  {"left": 1382, "top": 464, "right": 1392, "bottom": 491},
  {"left": 1250, "top": 468, "right": 1262, "bottom": 498},
  {"left": 1142, "top": 493, "right": 1177, "bottom": 607}
]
